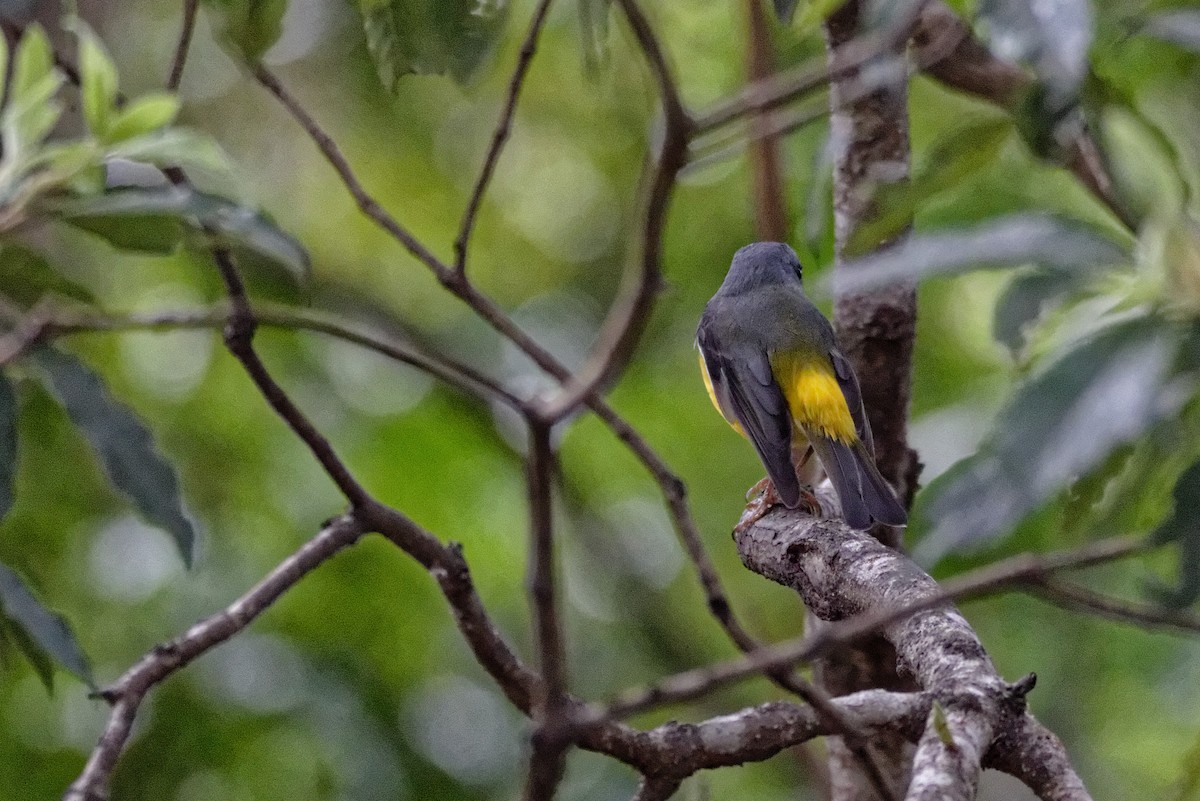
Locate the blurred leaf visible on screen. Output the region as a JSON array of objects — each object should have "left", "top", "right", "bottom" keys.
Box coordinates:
[
  {"left": 108, "top": 129, "right": 236, "bottom": 185},
  {"left": 0, "top": 29, "right": 64, "bottom": 180},
  {"left": 833, "top": 214, "right": 1130, "bottom": 294},
  {"left": 203, "top": 0, "right": 289, "bottom": 63},
  {"left": 1143, "top": 9, "right": 1200, "bottom": 53},
  {"left": 1149, "top": 459, "right": 1200, "bottom": 607},
  {"left": 1092, "top": 80, "right": 1192, "bottom": 217},
  {"left": 357, "top": 0, "right": 509, "bottom": 90},
  {"left": 0, "top": 374, "right": 16, "bottom": 522},
  {"left": 847, "top": 118, "right": 1013, "bottom": 254},
  {"left": 68, "top": 18, "right": 120, "bottom": 139},
  {"left": 0, "top": 561, "right": 93, "bottom": 690},
  {"left": 10, "top": 25, "right": 53, "bottom": 103},
  {"left": 0, "top": 243, "right": 95, "bottom": 306},
  {"left": 774, "top": 0, "right": 800, "bottom": 23},
  {"left": 979, "top": 0, "right": 1093, "bottom": 112},
  {"left": 0, "top": 615, "right": 55, "bottom": 691},
  {"left": 1163, "top": 216, "right": 1200, "bottom": 320},
  {"left": 30, "top": 348, "right": 196, "bottom": 567},
  {"left": 50, "top": 187, "right": 309, "bottom": 281},
  {"left": 579, "top": 0, "right": 611, "bottom": 74},
  {"left": 993, "top": 269, "right": 1084, "bottom": 355},
  {"left": 106, "top": 93, "right": 181, "bottom": 143},
  {"left": 916, "top": 317, "right": 1182, "bottom": 563}
]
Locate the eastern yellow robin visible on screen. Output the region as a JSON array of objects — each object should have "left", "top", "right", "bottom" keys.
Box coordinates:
[{"left": 696, "top": 242, "right": 906, "bottom": 530}]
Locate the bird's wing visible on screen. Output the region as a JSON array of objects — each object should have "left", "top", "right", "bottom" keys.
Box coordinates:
[
  {"left": 829, "top": 348, "right": 875, "bottom": 456},
  {"left": 697, "top": 321, "right": 800, "bottom": 507}
]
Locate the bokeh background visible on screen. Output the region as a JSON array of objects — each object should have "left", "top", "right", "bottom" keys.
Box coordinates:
[{"left": 2, "top": 0, "right": 1200, "bottom": 799}]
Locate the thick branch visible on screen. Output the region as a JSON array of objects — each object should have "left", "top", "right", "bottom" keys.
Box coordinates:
[{"left": 736, "top": 512, "right": 1094, "bottom": 801}]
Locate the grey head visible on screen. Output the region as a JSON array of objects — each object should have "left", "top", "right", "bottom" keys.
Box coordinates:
[{"left": 716, "top": 242, "right": 803, "bottom": 296}]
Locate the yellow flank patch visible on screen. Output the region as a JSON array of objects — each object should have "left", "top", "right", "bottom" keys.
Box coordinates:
[
  {"left": 698, "top": 352, "right": 745, "bottom": 436},
  {"left": 772, "top": 352, "right": 857, "bottom": 443}
]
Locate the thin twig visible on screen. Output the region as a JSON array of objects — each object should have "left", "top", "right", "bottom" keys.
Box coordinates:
[
  {"left": 208, "top": 250, "right": 373, "bottom": 508},
  {"left": 692, "top": 9, "right": 917, "bottom": 134},
  {"left": 63, "top": 515, "right": 366, "bottom": 801},
  {"left": 166, "top": 0, "right": 200, "bottom": 91},
  {"left": 1027, "top": 579, "right": 1200, "bottom": 637},
  {"left": 535, "top": 0, "right": 692, "bottom": 422},
  {"left": 523, "top": 420, "right": 570, "bottom": 800},
  {"left": 454, "top": 0, "right": 555, "bottom": 276},
  {"left": 45, "top": 304, "right": 523, "bottom": 409},
  {"left": 246, "top": 32, "right": 775, "bottom": 716}
]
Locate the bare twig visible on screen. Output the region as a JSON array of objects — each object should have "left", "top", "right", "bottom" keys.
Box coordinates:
[
  {"left": 208, "top": 250, "right": 372, "bottom": 508},
  {"left": 454, "top": 0, "right": 555, "bottom": 276},
  {"left": 166, "top": 0, "right": 199, "bottom": 91},
  {"left": 535, "top": 0, "right": 691, "bottom": 422},
  {"left": 244, "top": 16, "right": 787, "bottom": 723},
  {"left": 523, "top": 420, "right": 570, "bottom": 801},
  {"left": 63, "top": 515, "right": 366, "bottom": 801},
  {"left": 692, "top": 6, "right": 919, "bottom": 135},
  {"left": 44, "top": 304, "right": 523, "bottom": 409},
  {"left": 1027, "top": 579, "right": 1200, "bottom": 636}
]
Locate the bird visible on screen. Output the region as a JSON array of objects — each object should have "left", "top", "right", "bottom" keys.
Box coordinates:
[{"left": 696, "top": 241, "right": 907, "bottom": 531}]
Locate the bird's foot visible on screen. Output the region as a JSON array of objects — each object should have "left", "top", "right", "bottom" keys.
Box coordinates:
[{"left": 735, "top": 479, "right": 824, "bottom": 535}]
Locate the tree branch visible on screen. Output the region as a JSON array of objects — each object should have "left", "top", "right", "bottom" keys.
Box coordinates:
[
  {"left": 596, "top": 531, "right": 1147, "bottom": 720},
  {"left": 165, "top": 0, "right": 199, "bottom": 92},
  {"left": 523, "top": 420, "right": 570, "bottom": 801},
  {"left": 63, "top": 515, "right": 366, "bottom": 801},
  {"left": 455, "top": 0, "right": 555, "bottom": 276},
  {"left": 910, "top": 1, "right": 1136, "bottom": 232}
]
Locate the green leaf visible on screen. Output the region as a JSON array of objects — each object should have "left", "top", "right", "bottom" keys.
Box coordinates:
[
  {"left": 847, "top": 118, "right": 1013, "bottom": 255},
  {"left": 106, "top": 93, "right": 181, "bottom": 143},
  {"left": 832, "top": 214, "right": 1130, "bottom": 295},
  {"left": 10, "top": 26, "right": 54, "bottom": 103},
  {"left": 30, "top": 348, "right": 196, "bottom": 567},
  {"left": 1149, "top": 459, "right": 1200, "bottom": 608},
  {"left": 978, "top": 0, "right": 1093, "bottom": 113},
  {"left": 1143, "top": 9, "right": 1200, "bottom": 54},
  {"left": 0, "top": 561, "right": 94, "bottom": 690},
  {"left": 50, "top": 187, "right": 309, "bottom": 280},
  {"left": 68, "top": 18, "right": 120, "bottom": 139},
  {"left": 0, "top": 374, "right": 17, "bottom": 522},
  {"left": 915, "top": 317, "right": 1182, "bottom": 564},
  {"left": 773, "top": 0, "right": 800, "bottom": 23},
  {"left": 0, "top": 242, "right": 96, "bottom": 306},
  {"left": 992, "top": 269, "right": 1084, "bottom": 355},
  {"left": 204, "top": 0, "right": 289, "bottom": 63},
  {"left": 357, "top": 0, "right": 509, "bottom": 90},
  {"left": 578, "top": 0, "right": 611, "bottom": 74},
  {"left": 0, "top": 615, "right": 56, "bottom": 691},
  {"left": 108, "top": 129, "right": 236, "bottom": 183}
]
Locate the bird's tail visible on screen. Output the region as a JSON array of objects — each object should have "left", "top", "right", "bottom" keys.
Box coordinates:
[{"left": 807, "top": 432, "right": 907, "bottom": 530}]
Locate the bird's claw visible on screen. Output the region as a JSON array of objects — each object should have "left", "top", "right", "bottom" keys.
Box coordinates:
[{"left": 734, "top": 478, "right": 824, "bottom": 535}]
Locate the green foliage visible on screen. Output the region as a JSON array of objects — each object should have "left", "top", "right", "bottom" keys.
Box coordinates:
[
  {"left": 51, "top": 187, "right": 310, "bottom": 281},
  {"left": 0, "top": 562, "right": 93, "bottom": 691},
  {"left": 30, "top": 348, "right": 196, "bottom": 568},
  {"left": 832, "top": 213, "right": 1129, "bottom": 294},
  {"left": 356, "top": 0, "right": 510, "bottom": 90},
  {"left": 915, "top": 317, "right": 1184, "bottom": 563},
  {"left": 203, "top": 0, "right": 289, "bottom": 63},
  {"left": 0, "top": 2, "right": 1199, "bottom": 800}
]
